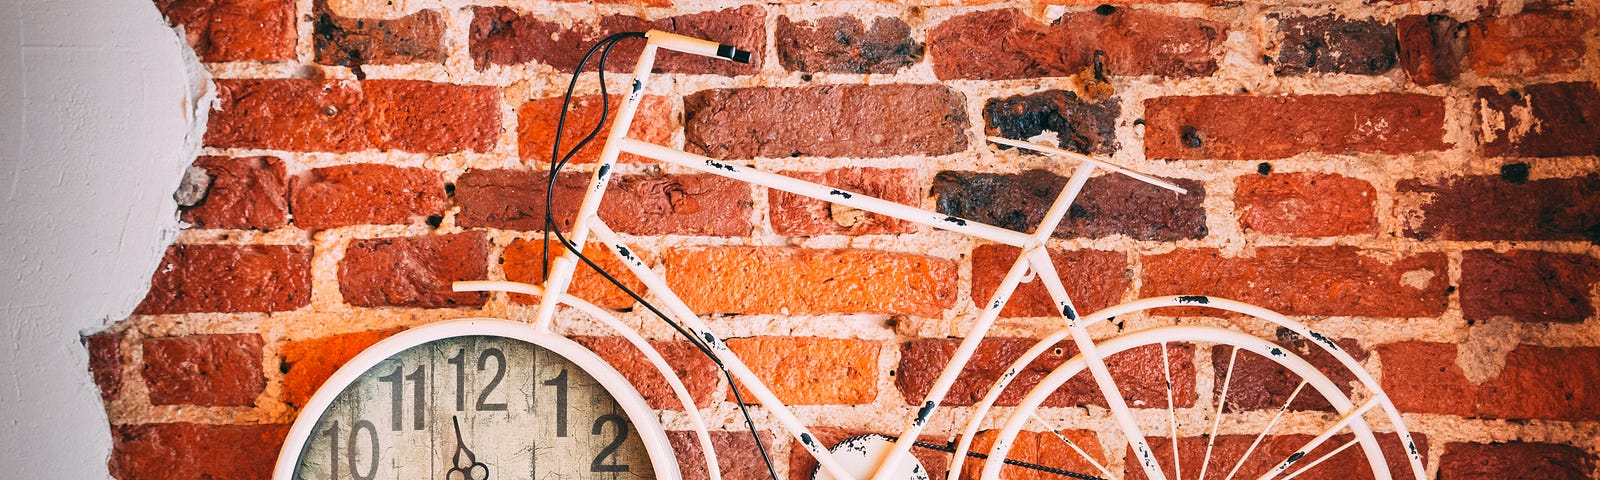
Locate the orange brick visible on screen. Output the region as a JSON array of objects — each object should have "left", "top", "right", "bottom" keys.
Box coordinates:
[
  {"left": 279, "top": 328, "right": 405, "bottom": 409},
  {"left": 573, "top": 337, "right": 720, "bottom": 410},
  {"left": 502, "top": 239, "right": 649, "bottom": 310},
  {"left": 665, "top": 247, "right": 957, "bottom": 317},
  {"left": 517, "top": 95, "right": 675, "bottom": 164},
  {"left": 726, "top": 337, "right": 878, "bottom": 405},
  {"left": 964, "top": 429, "right": 1106, "bottom": 480},
  {"left": 1236, "top": 173, "right": 1377, "bottom": 237},
  {"left": 971, "top": 245, "right": 1129, "bottom": 318}
]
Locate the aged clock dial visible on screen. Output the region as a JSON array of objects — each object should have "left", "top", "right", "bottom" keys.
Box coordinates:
[{"left": 274, "top": 319, "right": 679, "bottom": 480}]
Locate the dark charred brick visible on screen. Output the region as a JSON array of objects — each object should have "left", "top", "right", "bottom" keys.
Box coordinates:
[
  {"left": 135, "top": 244, "right": 312, "bottom": 314},
  {"left": 1477, "top": 82, "right": 1600, "bottom": 158},
  {"left": 1461, "top": 250, "right": 1600, "bottom": 323},
  {"left": 338, "top": 232, "right": 489, "bottom": 308},
  {"left": 141, "top": 334, "right": 265, "bottom": 406},
  {"left": 454, "top": 169, "right": 753, "bottom": 236},
  {"left": 279, "top": 328, "right": 405, "bottom": 409},
  {"left": 1142, "top": 247, "right": 1450, "bottom": 317},
  {"left": 984, "top": 90, "right": 1120, "bottom": 155},
  {"left": 928, "top": 8, "right": 1225, "bottom": 80},
  {"left": 289, "top": 164, "right": 448, "bottom": 230},
  {"left": 1145, "top": 94, "right": 1448, "bottom": 160},
  {"left": 1213, "top": 337, "right": 1365, "bottom": 413},
  {"left": 110, "top": 423, "right": 289, "bottom": 480},
  {"left": 775, "top": 16, "right": 922, "bottom": 74},
  {"left": 206, "top": 79, "right": 501, "bottom": 154},
  {"left": 469, "top": 6, "right": 764, "bottom": 76},
  {"left": 684, "top": 84, "right": 968, "bottom": 159},
  {"left": 85, "top": 331, "right": 122, "bottom": 401},
  {"left": 180, "top": 156, "right": 289, "bottom": 230},
  {"left": 1272, "top": 15, "right": 1399, "bottom": 76},
  {"left": 1396, "top": 14, "right": 1466, "bottom": 85},
  {"left": 971, "top": 244, "right": 1129, "bottom": 318},
  {"left": 1500, "top": 162, "right": 1531, "bottom": 184},
  {"left": 314, "top": 2, "right": 446, "bottom": 67},
  {"left": 1398, "top": 174, "right": 1599, "bottom": 242},
  {"left": 1439, "top": 442, "right": 1595, "bottom": 479},
  {"left": 897, "top": 337, "right": 1196, "bottom": 408},
  {"left": 932, "top": 169, "right": 1206, "bottom": 241},
  {"left": 154, "top": 0, "right": 296, "bottom": 62},
  {"left": 770, "top": 168, "right": 918, "bottom": 236}
]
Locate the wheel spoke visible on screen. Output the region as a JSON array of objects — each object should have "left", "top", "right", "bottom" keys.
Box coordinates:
[
  {"left": 1030, "top": 412, "right": 1120, "bottom": 480},
  {"left": 1256, "top": 397, "right": 1382, "bottom": 480},
  {"left": 1162, "top": 342, "right": 1181, "bottom": 480},
  {"left": 1223, "top": 381, "right": 1306, "bottom": 480},
  {"left": 1280, "top": 438, "right": 1359, "bottom": 480},
  {"left": 1199, "top": 346, "right": 1240, "bottom": 480}
]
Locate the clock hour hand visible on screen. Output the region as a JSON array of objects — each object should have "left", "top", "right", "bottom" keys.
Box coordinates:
[{"left": 447, "top": 416, "right": 490, "bottom": 480}]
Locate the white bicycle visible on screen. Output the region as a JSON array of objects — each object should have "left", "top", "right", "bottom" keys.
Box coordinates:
[{"left": 274, "top": 30, "right": 1427, "bottom": 480}]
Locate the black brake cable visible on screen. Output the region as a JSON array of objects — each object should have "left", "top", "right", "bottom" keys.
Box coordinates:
[{"left": 541, "top": 32, "right": 783, "bottom": 480}]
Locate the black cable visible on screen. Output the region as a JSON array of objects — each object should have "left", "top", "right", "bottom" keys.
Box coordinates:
[
  {"left": 900, "top": 438, "right": 1107, "bottom": 480},
  {"left": 541, "top": 32, "right": 783, "bottom": 480}
]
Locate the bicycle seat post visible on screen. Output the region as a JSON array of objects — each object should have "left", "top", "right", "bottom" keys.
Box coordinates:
[{"left": 534, "top": 34, "right": 664, "bottom": 332}]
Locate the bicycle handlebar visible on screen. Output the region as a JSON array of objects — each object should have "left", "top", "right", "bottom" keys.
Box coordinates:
[
  {"left": 986, "top": 136, "right": 1188, "bottom": 194},
  {"left": 646, "top": 30, "right": 752, "bottom": 63}
]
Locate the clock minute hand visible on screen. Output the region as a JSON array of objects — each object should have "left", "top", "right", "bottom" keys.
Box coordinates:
[{"left": 448, "top": 416, "right": 490, "bottom": 480}]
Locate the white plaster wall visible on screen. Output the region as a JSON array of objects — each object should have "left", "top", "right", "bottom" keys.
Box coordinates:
[{"left": 0, "top": 0, "right": 206, "bottom": 476}]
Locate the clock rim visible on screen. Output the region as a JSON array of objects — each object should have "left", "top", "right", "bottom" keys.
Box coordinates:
[{"left": 271, "top": 318, "right": 683, "bottom": 480}]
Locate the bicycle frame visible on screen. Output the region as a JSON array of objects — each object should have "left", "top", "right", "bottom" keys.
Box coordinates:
[{"left": 455, "top": 30, "right": 1426, "bottom": 480}]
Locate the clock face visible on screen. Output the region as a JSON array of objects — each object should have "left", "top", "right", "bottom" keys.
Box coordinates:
[{"left": 287, "top": 332, "right": 662, "bottom": 480}]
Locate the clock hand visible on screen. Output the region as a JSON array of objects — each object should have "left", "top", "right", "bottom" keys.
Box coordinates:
[{"left": 448, "top": 416, "right": 491, "bottom": 480}]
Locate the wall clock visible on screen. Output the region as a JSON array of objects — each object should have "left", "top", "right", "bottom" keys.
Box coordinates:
[{"left": 273, "top": 318, "right": 680, "bottom": 480}]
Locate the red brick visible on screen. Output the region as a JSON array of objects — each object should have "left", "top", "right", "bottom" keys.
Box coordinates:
[
  {"left": 1463, "top": 11, "right": 1592, "bottom": 77},
  {"left": 110, "top": 423, "right": 289, "bottom": 480},
  {"left": 1271, "top": 15, "right": 1398, "bottom": 76},
  {"left": 85, "top": 331, "right": 122, "bottom": 401},
  {"left": 971, "top": 244, "right": 1129, "bottom": 318},
  {"left": 985, "top": 90, "right": 1119, "bottom": 155},
  {"left": 134, "top": 244, "right": 312, "bottom": 314},
  {"left": 1133, "top": 432, "right": 1426, "bottom": 480},
  {"left": 1377, "top": 341, "right": 1476, "bottom": 416},
  {"left": 279, "top": 328, "right": 405, "bottom": 409},
  {"left": 575, "top": 337, "right": 719, "bottom": 410},
  {"left": 1462, "top": 250, "right": 1600, "bottom": 323},
  {"left": 1141, "top": 247, "right": 1450, "bottom": 317},
  {"left": 1396, "top": 14, "right": 1466, "bottom": 86},
  {"left": 469, "top": 6, "right": 764, "bottom": 75},
  {"left": 338, "top": 232, "right": 489, "bottom": 308},
  {"left": 314, "top": 6, "right": 446, "bottom": 66},
  {"left": 1379, "top": 342, "right": 1600, "bottom": 420},
  {"left": 517, "top": 95, "right": 675, "bottom": 165},
  {"left": 670, "top": 430, "right": 779, "bottom": 480},
  {"left": 726, "top": 337, "right": 878, "bottom": 405},
  {"left": 454, "top": 169, "right": 753, "bottom": 236},
  {"left": 502, "top": 239, "right": 648, "bottom": 310},
  {"left": 1144, "top": 94, "right": 1448, "bottom": 160},
  {"left": 206, "top": 79, "right": 500, "bottom": 154},
  {"left": 664, "top": 247, "right": 957, "bottom": 317},
  {"left": 932, "top": 170, "right": 1207, "bottom": 241},
  {"left": 769, "top": 168, "right": 918, "bottom": 236},
  {"left": 1477, "top": 82, "right": 1600, "bottom": 158},
  {"left": 1235, "top": 173, "right": 1376, "bottom": 237},
  {"left": 141, "top": 334, "right": 265, "bottom": 406},
  {"left": 1398, "top": 174, "right": 1599, "bottom": 242},
  {"left": 964, "top": 429, "right": 1106, "bottom": 480},
  {"left": 289, "top": 164, "right": 447, "bottom": 230},
  {"left": 775, "top": 16, "right": 922, "bottom": 74},
  {"left": 179, "top": 156, "right": 288, "bottom": 230},
  {"left": 1477, "top": 345, "right": 1600, "bottom": 421},
  {"left": 1213, "top": 337, "right": 1366, "bottom": 413},
  {"left": 789, "top": 428, "right": 950, "bottom": 480},
  {"left": 154, "top": 0, "right": 296, "bottom": 62},
  {"left": 897, "top": 338, "right": 1196, "bottom": 408},
  {"left": 1439, "top": 442, "right": 1595, "bottom": 480},
  {"left": 928, "top": 8, "right": 1224, "bottom": 80},
  {"left": 684, "top": 84, "right": 968, "bottom": 159}
]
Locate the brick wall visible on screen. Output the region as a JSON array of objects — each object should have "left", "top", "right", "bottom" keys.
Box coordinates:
[{"left": 95, "top": 0, "right": 1599, "bottom": 478}]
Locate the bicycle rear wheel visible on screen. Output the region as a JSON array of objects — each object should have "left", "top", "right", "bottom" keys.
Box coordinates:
[{"left": 975, "top": 325, "right": 1417, "bottom": 480}]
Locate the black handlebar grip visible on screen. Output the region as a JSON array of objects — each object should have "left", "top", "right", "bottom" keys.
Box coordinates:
[{"left": 716, "top": 44, "right": 753, "bottom": 64}]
